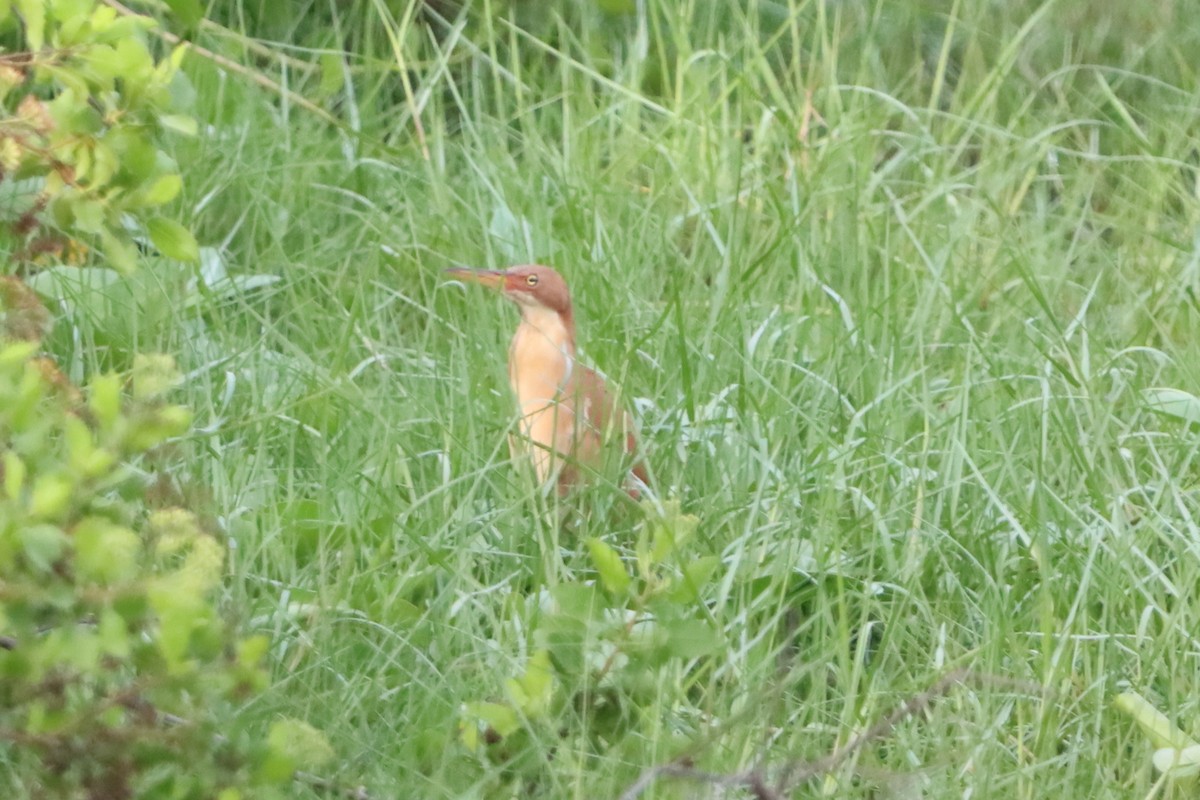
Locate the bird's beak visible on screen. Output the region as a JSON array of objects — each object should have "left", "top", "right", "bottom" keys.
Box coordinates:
[{"left": 444, "top": 267, "right": 506, "bottom": 291}]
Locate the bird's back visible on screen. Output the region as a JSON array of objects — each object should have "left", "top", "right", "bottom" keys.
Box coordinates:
[
  {"left": 568, "top": 365, "right": 648, "bottom": 495},
  {"left": 508, "top": 322, "right": 645, "bottom": 493}
]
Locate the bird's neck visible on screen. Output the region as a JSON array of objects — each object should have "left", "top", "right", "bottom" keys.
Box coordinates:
[
  {"left": 509, "top": 305, "right": 577, "bottom": 409},
  {"left": 515, "top": 305, "right": 576, "bottom": 355}
]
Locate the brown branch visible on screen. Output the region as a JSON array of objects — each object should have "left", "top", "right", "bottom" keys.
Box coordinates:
[
  {"left": 620, "top": 762, "right": 780, "bottom": 800},
  {"left": 619, "top": 670, "right": 1046, "bottom": 800},
  {"left": 100, "top": 0, "right": 341, "bottom": 129},
  {"left": 295, "top": 770, "right": 372, "bottom": 800}
]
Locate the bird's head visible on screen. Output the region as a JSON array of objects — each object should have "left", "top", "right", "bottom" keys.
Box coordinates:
[{"left": 445, "top": 264, "right": 572, "bottom": 317}]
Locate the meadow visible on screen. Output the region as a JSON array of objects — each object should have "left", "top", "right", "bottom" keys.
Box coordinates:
[{"left": 38, "top": 0, "right": 1200, "bottom": 797}]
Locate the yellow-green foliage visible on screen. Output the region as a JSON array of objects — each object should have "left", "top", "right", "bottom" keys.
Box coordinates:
[
  {"left": 0, "top": 0, "right": 198, "bottom": 268},
  {"left": 0, "top": 343, "right": 302, "bottom": 797},
  {"left": 1, "top": 2, "right": 334, "bottom": 795}
]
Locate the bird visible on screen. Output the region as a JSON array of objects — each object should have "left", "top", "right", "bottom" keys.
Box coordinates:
[{"left": 445, "top": 264, "right": 649, "bottom": 498}]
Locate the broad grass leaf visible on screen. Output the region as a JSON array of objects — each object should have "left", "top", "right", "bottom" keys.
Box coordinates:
[
  {"left": 664, "top": 618, "right": 720, "bottom": 659},
  {"left": 551, "top": 581, "right": 604, "bottom": 620},
  {"left": 587, "top": 537, "right": 631, "bottom": 596},
  {"left": 505, "top": 650, "right": 554, "bottom": 716},
  {"left": 136, "top": 174, "right": 183, "bottom": 207},
  {"left": 1114, "top": 691, "right": 1198, "bottom": 750},
  {"left": 160, "top": 114, "right": 198, "bottom": 136},
  {"left": 147, "top": 217, "right": 199, "bottom": 262},
  {"left": 667, "top": 555, "right": 721, "bottom": 603},
  {"left": 1154, "top": 745, "right": 1200, "bottom": 780},
  {"left": 1145, "top": 388, "right": 1200, "bottom": 427}
]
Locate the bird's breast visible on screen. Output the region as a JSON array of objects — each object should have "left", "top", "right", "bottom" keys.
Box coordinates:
[{"left": 508, "top": 312, "right": 575, "bottom": 419}]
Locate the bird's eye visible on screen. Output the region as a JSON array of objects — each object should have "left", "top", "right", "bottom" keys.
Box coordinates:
[{"left": 525, "top": 274, "right": 539, "bottom": 287}]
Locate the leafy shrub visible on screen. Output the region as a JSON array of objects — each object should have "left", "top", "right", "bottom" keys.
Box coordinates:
[
  {"left": 1, "top": 2, "right": 337, "bottom": 796},
  {"left": 460, "top": 501, "right": 720, "bottom": 785},
  {"left": 0, "top": 0, "right": 198, "bottom": 269},
  {"left": 0, "top": 331, "right": 334, "bottom": 797}
]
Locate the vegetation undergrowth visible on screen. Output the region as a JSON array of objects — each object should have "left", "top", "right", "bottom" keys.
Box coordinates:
[{"left": 6, "top": 0, "right": 1200, "bottom": 797}]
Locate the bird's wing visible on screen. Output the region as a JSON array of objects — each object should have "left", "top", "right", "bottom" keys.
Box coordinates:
[
  {"left": 574, "top": 366, "right": 626, "bottom": 439},
  {"left": 574, "top": 366, "right": 648, "bottom": 483}
]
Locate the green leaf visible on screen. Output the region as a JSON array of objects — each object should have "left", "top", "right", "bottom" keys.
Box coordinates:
[
  {"left": 27, "top": 264, "right": 123, "bottom": 303},
  {"left": 1154, "top": 745, "right": 1200, "bottom": 780},
  {"left": 160, "top": 403, "right": 192, "bottom": 433},
  {"left": 159, "top": 114, "right": 198, "bottom": 136},
  {"left": 640, "top": 499, "right": 702, "bottom": 573},
  {"left": 1115, "top": 692, "right": 1199, "bottom": 751},
  {"left": 49, "top": 89, "right": 102, "bottom": 135},
  {"left": 1145, "top": 388, "right": 1200, "bottom": 427},
  {"left": 147, "top": 217, "right": 199, "bottom": 262},
  {"left": 71, "top": 196, "right": 105, "bottom": 233},
  {"left": 168, "top": 43, "right": 189, "bottom": 70},
  {"left": 587, "top": 537, "right": 631, "bottom": 596},
  {"left": 535, "top": 613, "right": 587, "bottom": 676},
  {"left": 97, "top": 14, "right": 155, "bottom": 45},
  {"left": 2, "top": 451, "right": 26, "bottom": 499},
  {"left": 124, "top": 404, "right": 192, "bottom": 450},
  {"left": 135, "top": 174, "right": 183, "bottom": 207},
  {"left": 664, "top": 618, "right": 720, "bottom": 660},
  {"left": 64, "top": 413, "right": 95, "bottom": 468},
  {"left": 83, "top": 43, "right": 123, "bottom": 83},
  {"left": 100, "top": 229, "right": 139, "bottom": 274},
  {"left": 16, "top": 0, "right": 45, "bottom": 49},
  {"left": 255, "top": 750, "right": 295, "bottom": 785},
  {"left": 465, "top": 701, "right": 521, "bottom": 738},
  {"left": 50, "top": 0, "right": 92, "bottom": 24},
  {"left": 0, "top": 340, "right": 39, "bottom": 369},
  {"left": 90, "top": 141, "right": 118, "bottom": 188},
  {"left": 148, "top": 577, "right": 207, "bottom": 668},
  {"left": 667, "top": 555, "right": 721, "bottom": 603},
  {"left": 97, "top": 608, "right": 130, "bottom": 658},
  {"left": 88, "top": 3, "right": 117, "bottom": 32},
  {"left": 112, "top": 36, "right": 154, "bottom": 81},
  {"left": 596, "top": 0, "right": 636, "bottom": 13},
  {"left": 29, "top": 473, "right": 73, "bottom": 520},
  {"left": 63, "top": 413, "right": 115, "bottom": 477},
  {"left": 74, "top": 516, "right": 141, "bottom": 584},
  {"left": 551, "top": 582, "right": 605, "bottom": 620},
  {"left": 107, "top": 127, "right": 157, "bottom": 182},
  {"left": 237, "top": 634, "right": 269, "bottom": 666},
  {"left": 267, "top": 719, "right": 334, "bottom": 769},
  {"left": 649, "top": 521, "right": 676, "bottom": 563},
  {"left": 20, "top": 524, "right": 68, "bottom": 573},
  {"left": 505, "top": 650, "right": 554, "bottom": 717},
  {"left": 163, "top": 0, "right": 203, "bottom": 26},
  {"left": 132, "top": 353, "right": 182, "bottom": 400},
  {"left": 317, "top": 52, "right": 345, "bottom": 99},
  {"left": 87, "top": 372, "right": 121, "bottom": 432}
]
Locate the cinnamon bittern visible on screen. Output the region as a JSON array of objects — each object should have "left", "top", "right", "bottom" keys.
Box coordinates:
[{"left": 446, "top": 264, "right": 649, "bottom": 497}]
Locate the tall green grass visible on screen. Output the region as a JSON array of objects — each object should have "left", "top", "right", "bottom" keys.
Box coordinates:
[{"left": 56, "top": 0, "right": 1200, "bottom": 796}]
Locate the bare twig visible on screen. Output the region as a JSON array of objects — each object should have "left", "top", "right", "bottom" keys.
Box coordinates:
[
  {"left": 774, "top": 668, "right": 974, "bottom": 791},
  {"left": 295, "top": 771, "right": 372, "bottom": 800},
  {"left": 619, "top": 669, "right": 1046, "bottom": 800},
  {"left": 619, "top": 762, "right": 780, "bottom": 800},
  {"left": 101, "top": 0, "right": 342, "bottom": 129}
]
